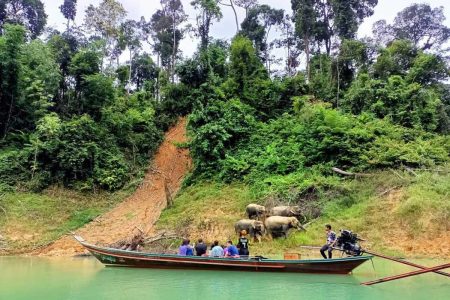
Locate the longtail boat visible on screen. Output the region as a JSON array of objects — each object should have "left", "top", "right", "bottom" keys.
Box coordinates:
[{"left": 74, "top": 236, "right": 372, "bottom": 274}]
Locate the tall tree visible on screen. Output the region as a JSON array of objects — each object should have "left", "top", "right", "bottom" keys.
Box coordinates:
[
  {"left": 0, "top": 24, "right": 25, "bottom": 138},
  {"left": 0, "top": 0, "right": 47, "bottom": 38},
  {"left": 17, "top": 40, "right": 61, "bottom": 127},
  {"left": 118, "top": 19, "right": 141, "bottom": 90},
  {"left": 161, "top": 0, "right": 186, "bottom": 82},
  {"left": 234, "top": 0, "right": 257, "bottom": 18},
  {"left": 292, "top": 0, "right": 378, "bottom": 78},
  {"left": 218, "top": 1, "right": 239, "bottom": 33},
  {"left": 59, "top": 0, "right": 77, "bottom": 29},
  {"left": 373, "top": 4, "right": 450, "bottom": 52},
  {"left": 332, "top": 0, "right": 378, "bottom": 40},
  {"left": 224, "top": 35, "right": 268, "bottom": 106},
  {"left": 275, "top": 16, "right": 300, "bottom": 76},
  {"left": 191, "top": 0, "right": 222, "bottom": 50},
  {"left": 131, "top": 52, "right": 158, "bottom": 91},
  {"left": 84, "top": 0, "right": 127, "bottom": 69},
  {"left": 148, "top": 1, "right": 185, "bottom": 80},
  {"left": 47, "top": 27, "right": 85, "bottom": 114},
  {"left": 291, "top": 0, "right": 316, "bottom": 80},
  {"left": 240, "top": 4, "right": 284, "bottom": 71}
]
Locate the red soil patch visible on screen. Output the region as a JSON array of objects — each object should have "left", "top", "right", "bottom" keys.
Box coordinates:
[{"left": 37, "top": 118, "right": 191, "bottom": 256}]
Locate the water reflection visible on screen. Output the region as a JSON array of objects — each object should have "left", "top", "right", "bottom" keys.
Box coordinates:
[{"left": 0, "top": 257, "right": 448, "bottom": 300}]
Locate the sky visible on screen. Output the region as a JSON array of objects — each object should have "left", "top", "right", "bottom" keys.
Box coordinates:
[{"left": 42, "top": 0, "right": 450, "bottom": 63}]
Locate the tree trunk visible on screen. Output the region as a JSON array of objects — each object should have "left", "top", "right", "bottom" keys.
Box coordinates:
[
  {"left": 230, "top": 1, "right": 239, "bottom": 33},
  {"left": 336, "top": 55, "right": 340, "bottom": 108},
  {"left": 264, "top": 27, "right": 272, "bottom": 73},
  {"left": 128, "top": 48, "right": 132, "bottom": 94},
  {"left": 172, "top": 17, "right": 176, "bottom": 83},
  {"left": 156, "top": 54, "right": 161, "bottom": 102},
  {"left": 3, "top": 95, "right": 14, "bottom": 140},
  {"left": 305, "top": 36, "right": 311, "bottom": 82},
  {"left": 286, "top": 25, "right": 291, "bottom": 76}
]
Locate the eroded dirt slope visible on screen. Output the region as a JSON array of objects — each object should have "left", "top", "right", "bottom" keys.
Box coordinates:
[{"left": 38, "top": 118, "right": 191, "bottom": 256}]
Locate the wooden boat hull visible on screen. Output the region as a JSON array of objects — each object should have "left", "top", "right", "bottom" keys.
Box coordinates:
[{"left": 75, "top": 237, "right": 372, "bottom": 274}]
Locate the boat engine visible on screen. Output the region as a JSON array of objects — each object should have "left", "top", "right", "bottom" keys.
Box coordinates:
[{"left": 336, "top": 229, "right": 362, "bottom": 256}]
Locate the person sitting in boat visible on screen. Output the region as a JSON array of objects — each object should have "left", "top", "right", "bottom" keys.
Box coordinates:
[
  {"left": 224, "top": 240, "right": 240, "bottom": 258},
  {"left": 178, "top": 239, "right": 194, "bottom": 256},
  {"left": 237, "top": 230, "right": 250, "bottom": 257},
  {"left": 209, "top": 240, "right": 224, "bottom": 257},
  {"left": 320, "top": 224, "right": 336, "bottom": 259},
  {"left": 223, "top": 244, "right": 229, "bottom": 257},
  {"left": 195, "top": 238, "right": 207, "bottom": 256}
]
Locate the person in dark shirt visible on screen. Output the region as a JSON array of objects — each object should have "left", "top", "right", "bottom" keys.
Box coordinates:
[
  {"left": 320, "top": 224, "right": 336, "bottom": 259},
  {"left": 195, "top": 238, "right": 207, "bottom": 256},
  {"left": 237, "top": 230, "right": 249, "bottom": 257}
]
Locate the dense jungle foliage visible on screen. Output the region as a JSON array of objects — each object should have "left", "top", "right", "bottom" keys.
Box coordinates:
[{"left": 0, "top": 0, "right": 449, "bottom": 205}]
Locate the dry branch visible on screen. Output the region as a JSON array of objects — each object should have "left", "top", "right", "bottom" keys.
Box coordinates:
[
  {"left": 143, "top": 232, "right": 182, "bottom": 245},
  {"left": 332, "top": 167, "right": 371, "bottom": 177},
  {"left": 378, "top": 185, "right": 402, "bottom": 197}
]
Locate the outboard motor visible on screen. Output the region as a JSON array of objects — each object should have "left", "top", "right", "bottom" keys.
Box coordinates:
[{"left": 336, "top": 229, "right": 362, "bottom": 256}]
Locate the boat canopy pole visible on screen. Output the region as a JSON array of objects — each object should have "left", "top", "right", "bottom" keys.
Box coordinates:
[
  {"left": 361, "top": 263, "right": 450, "bottom": 286},
  {"left": 300, "top": 245, "right": 450, "bottom": 279},
  {"left": 363, "top": 250, "right": 450, "bottom": 278}
]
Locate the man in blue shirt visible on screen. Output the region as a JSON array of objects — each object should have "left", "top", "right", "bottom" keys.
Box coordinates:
[
  {"left": 320, "top": 224, "right": 336, "bottom": 259},
  {"left": 224, "top": 240, "right": 240, "bottom": 258}
]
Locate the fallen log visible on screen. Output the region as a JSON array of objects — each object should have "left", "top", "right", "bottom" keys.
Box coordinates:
[
  {"left": 361, "top": 263, "right": 450, "bottom": 286},
  {"left": 332, "top": 167, "right": 371, "bottom": 177}
]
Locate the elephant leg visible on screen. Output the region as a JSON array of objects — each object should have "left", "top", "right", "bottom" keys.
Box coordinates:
[
  {"left": 282, "top": 225, "right": 289, "bottom": 239},
  {"left": 249, "top": 228, "right": 255, "bottom": 239}
]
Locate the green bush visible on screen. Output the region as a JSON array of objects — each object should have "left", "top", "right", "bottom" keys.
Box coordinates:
[
  {"left": 0, "top": 147, "right": 32, "bottom": 187},
  {"left": 188, "top": 98, "right": 256, "bottom": 179},
  {"left": 344, "top": 74, "right": 441, "bottom": 131},
  {"left": 188, "top": 100, "right": 449, "bottom": 203}
]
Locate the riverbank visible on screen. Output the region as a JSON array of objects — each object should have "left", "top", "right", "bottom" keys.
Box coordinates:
[
  {"left": 1, "top": 130, "right": 448, "bottom": 259},
  {"left": 157, "top": 168, "right": 450, "bottom": 259},
  {"left": 1, "top": 167, "right": 449, "bottom": 258},
  {"left": 0, "top": 187, "right": 131, "bottom": 255}
]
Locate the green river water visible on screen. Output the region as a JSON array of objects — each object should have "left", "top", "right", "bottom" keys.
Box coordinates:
[{"left": 0, "top": 256, "right": 448, "bottom": 300}]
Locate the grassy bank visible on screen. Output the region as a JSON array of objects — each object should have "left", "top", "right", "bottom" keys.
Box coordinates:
[
  {"left": 0, "top": 186, "right": 133, "bottom": 254},
  {"left": 157, "top": 168, "right": 450, "bottom": 258}
]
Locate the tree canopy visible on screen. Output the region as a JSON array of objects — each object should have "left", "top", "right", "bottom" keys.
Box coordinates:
[{"left": 0, "top": 0, "right": 449, "bottom": 194}]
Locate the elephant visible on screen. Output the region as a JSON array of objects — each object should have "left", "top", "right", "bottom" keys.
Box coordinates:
[
  {"left": 245, "top": 204, "right": 266, "bottom": 220},
  {"left": 270, "top": 206, "right": 305, "bottom": 222},
  {"left": 264, "top": 216, "right": 305, "bottom": 239},
  {"left": 234, "top": 219, "right": 266, "bottom": 242}
]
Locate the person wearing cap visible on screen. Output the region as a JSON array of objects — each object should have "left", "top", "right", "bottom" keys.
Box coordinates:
[{"left": 237, "top": 230, "right": 250, "bottom": 257}]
